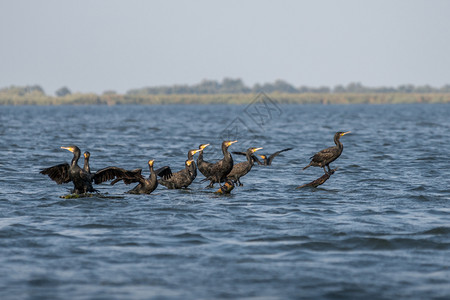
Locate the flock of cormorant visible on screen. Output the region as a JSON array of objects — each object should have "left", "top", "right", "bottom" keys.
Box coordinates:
[{"left": 40, "top": 131, "right": 350, "bottom": 195}]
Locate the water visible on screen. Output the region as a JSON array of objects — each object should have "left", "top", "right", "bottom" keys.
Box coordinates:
[{"left": 0, "top": 103, "right": 449, "bottom": 299}]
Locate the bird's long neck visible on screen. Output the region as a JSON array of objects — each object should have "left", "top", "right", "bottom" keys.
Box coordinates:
[
  {"left": 72, "top": 151, "right": 80, "bottom": 167},
  {"left": 222, "top": 144, "right": 230, "bottom": 159},
  {"left": 149, "top": 165, "right": 156, "bottom": 179},
  {"left": 83, "top": 157, "right": 90, "bottom": 173},
  {"left": 334, "top": 135, "right": 343, "bottom": 151},
  {"left": 189, "top": 163, "right": 196, "bottom": 175},
  {"left": 246, "top": 151, "right": 253, "bottom": 164},
  {"left": 197, "top": 150, "right": 204, "bottom": 162}
]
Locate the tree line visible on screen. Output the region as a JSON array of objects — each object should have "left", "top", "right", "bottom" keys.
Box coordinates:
[
  {"left": 1, "top": 79, "right": 450, "bottom": 98},
  {"left": 127, "top": 79, "right": 450, "bottom": 95}
]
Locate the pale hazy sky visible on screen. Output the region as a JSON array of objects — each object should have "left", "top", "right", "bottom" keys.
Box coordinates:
[{"left": 1, "top": 0, "right": 449, "bottom": 94}]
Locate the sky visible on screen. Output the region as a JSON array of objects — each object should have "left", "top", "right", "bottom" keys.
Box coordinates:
[{"left": 1, "top": 0, "right": 450, "bottom": 95}]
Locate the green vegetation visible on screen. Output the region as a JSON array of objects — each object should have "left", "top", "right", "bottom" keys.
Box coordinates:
[{"left": 1, "top": 81, "right": 450, "bottom": 105}]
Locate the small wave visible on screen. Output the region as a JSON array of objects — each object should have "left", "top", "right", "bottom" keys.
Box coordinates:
[
  {"left": 410, "top": 194, "right": 432, "bottom": 202},
  {"left": 171, "top": 232, "right": 210, "bottom": 245},
  {"left": 290, "top": 236, "right": 450, "bottom": 252},
  {"left": 416, "top": 156, "right": 437, "bottom": 161},
  {"left": 246, "top": 235, "right": 310, "bottom": 243},
  {"left": 409, "top": 185, "right": 426, "bottom": 191},
  {"left": 421, "top": 227, "right": 450, "bottom": 235},
  {"left": 373, "top": 154, "right": 394, "bottom": 160},
  {"left": 77, "top": 223, "right": 118, "bottom": 229},
  {"left": 344, "top": 236, "right": 450, "bottom": 251}
]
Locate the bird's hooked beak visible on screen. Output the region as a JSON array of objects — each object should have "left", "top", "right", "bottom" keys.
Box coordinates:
[
  {"left": 61, "top": 146, "right": 75, "bottom": 153},
  {"left": 186, "top": 160, "right": 194, "bottom": 166},
  {"left": 259, "top": 155, "right": 266, "bottom": 159},
  {"left": 252, "top": 147, "right": 263, "bottom": 153},
  {"left": 192, "top": 149, "right": 202, "bottom": 154},
  {"left": 226, "top": 140, "right": 238, "bottom": 146},
  {"left": 341, "top": 131, "right": 351, "bottom": 136},
  {"left": 200, "top": 144, "right": 210, "bottom": 150}
]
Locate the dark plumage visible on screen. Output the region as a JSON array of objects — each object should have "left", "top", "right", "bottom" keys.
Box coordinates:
[
  {"left": 227, "top": 147, "right": 262, "bottom": 186},
  {"left": 156, "top": 159, "right": 196, "bottom": 189},
  {"left": 187, "top": 148, "right": 203, "bottom": 180},
  {"left": 233, "top": 147, "right": 293, "bottom": 166},
  {"left": 201, "top": 140, "right": 237, "bottom": 188},
  {"left": 196, "top": 143, "right": 211, "bottom": 178},
  {"left": 40, "top": 146, "right": 141, "bottom": 194},
  {"left": 111, "top": 160, "right": 158, "bottom": 194},
  {"left": 214, "top": 180, "right": 235, "bottom": 194},
  {"left": 83, "top": 151, "right": 91, "bottom": 173},
  {"left": 40, "top": 146, "right": 95, "bottom": 194},
  {"left": 303, "top": 131, "right": 350, "bottom": 174}
]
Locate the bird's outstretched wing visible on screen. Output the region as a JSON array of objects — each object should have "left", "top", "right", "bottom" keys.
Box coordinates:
[
  {"left": 155, "top": 166, "right": 173, "bottom": 180},
  {"left": 111, "top": 173, "right": 145, "bottom": 185},
  {"left": 93, "top": 167, "right": 142, "bottom": 184},
  {"left": 268, "top": 148, "right": 293, "bottom": 164},
  {"left": 232, "top": 152, "right": 262, "bottom": 165},
  {"left": 109, "top": 168, "right": 144, "bottom": 185},
  {"left": 40, "top": 163, "right": 71, "bottom": 184},
  {"left": 232, "top": 151, "right": 247, "bottom": 156}
]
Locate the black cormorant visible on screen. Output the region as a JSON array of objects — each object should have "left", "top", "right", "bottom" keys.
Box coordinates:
[
  {"left": 201, "top": 140, "right": 237, "bottom": 188},
  {"left": 196, "top": 144, "right": 210, "bottom": 177},
  {"left": 112, "top": 160, "right": 158, "bottom": 194},
  {"left": 187, "top": 148, "right": 203, "bottom": 179},
  {"left": 156, "top": 159, "right": 197, "bottom": 189},
  {"left": 40, "top": 146, "right": 95, "bottom": 194},
  {"left": 227, "top": 147, "right": 262, "bottom": 186},
  {"left": 303, "top": 131, "right": 350, "bottom": 174},
  {"left": 214, "top": 179, "right": 235, "bottom": 194},
  {"left": 83, "top": 151, "right": 91, "bottom": 173}
]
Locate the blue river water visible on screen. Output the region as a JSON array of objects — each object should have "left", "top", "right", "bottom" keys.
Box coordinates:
[{"left": 0, "top": 103, "right": 449, "bottom": 299}]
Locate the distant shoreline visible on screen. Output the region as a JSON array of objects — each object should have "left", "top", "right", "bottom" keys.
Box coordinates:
[{"left": 1, "top": 92, "right": 449, "bottom": 105}]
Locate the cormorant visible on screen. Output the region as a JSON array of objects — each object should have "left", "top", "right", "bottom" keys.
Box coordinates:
[
  {"left": 187, "top": 148, "right": 204, "bottom": 179},
  {"left": 201, "top": 140, "right": 237, "bottom": 188},
  {"left": 40, "top": 145, "right": 140, "bottom": 194},
  {"left": 111, "top": 160, "right": 158, "bottom": 194},
  {"left": 233, "top": 147, "right": 293, "bottom": 165},
  {"left": 156, "top": 159, "right": 197, "bottom": 189},
  {"left": 227, "top": 147, "right": 262, "bottom": 186},
  {"left": 214, "top": 179, "right": 235, "bottom": 194},
  {"left": 40, "top": 146, "right": 95, "bottom": 194},
  {"left": 83, "top": 151, "right": 91, "bottom": 173},
  {"left": 303, "top": 131, "right": 350, "bottom": 174},
  {"left": 196, "top": 144, "right": 210, "bottom": 177}
]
